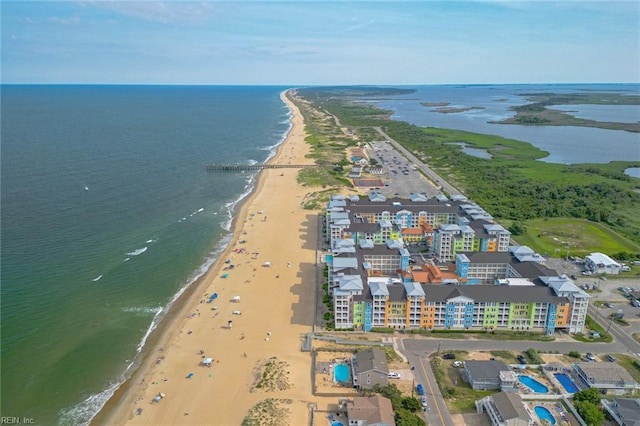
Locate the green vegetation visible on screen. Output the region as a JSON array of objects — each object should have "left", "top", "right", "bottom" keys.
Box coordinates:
[
  {"left": 430, "top": 357, "right": 493, "bottom": 413},
  {"left": 616, "top": 354, "right": 640, "bottom": 383},
  {"left": 490, "top": 350, "right": 516, "bottom": 362},
  {"left": 294, "top": 87, "right": 640, "bottom": 244},
  {"left": 573, "top": 388, "right": 606, "bottom": 426},
  {"left": 525, "top": 348, "right": 544, "bottom": 364},
  {"left": 568, "top": 350, "right": 581, "bottom": 358},
  {"left": 513, "top": 218, "right": 640, "bottom": 258},
  {"left": 573, "top": 315, "right": 613, "bottom": 343},
  {"left": 320, "top": 278, "right": 334, "bottom": 330},
  {"left": 242, "top": 398, "right": 293, "bottom": 426},
  {"left": 403, "top": 327, "right": 554, "bottom": 341},
  {"left": 368, "top": 383, "right": 425, "bottom": 426},
  {"left": 496, "top": 92, "right": 640, "bottom": 133}
]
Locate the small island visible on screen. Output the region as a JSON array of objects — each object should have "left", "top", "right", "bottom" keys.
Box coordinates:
[
  {"left": 434, "top": 106, "right": 485, "bottom": 114},
  {"left": 493, "top": 92, "right": 640, "bottom": 132},
  {"left": 422, "top": 102, "right": 486, "bottom": 114},
  {"left": 422, "top": 101, "right": 450, "bottom": 107}
]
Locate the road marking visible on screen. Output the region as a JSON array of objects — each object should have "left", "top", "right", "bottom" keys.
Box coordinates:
[{"left": 419, "top": 356, "right": 445, "bottom": 426}]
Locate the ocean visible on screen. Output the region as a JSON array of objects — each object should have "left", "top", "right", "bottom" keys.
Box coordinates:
[{"left": 0, "top": 85, "right": 291, "bottom": 425}]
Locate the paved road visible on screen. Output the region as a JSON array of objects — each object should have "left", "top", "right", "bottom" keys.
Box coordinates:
[{"left": 397, "top": 339, "right": 454, "bottom": 426}]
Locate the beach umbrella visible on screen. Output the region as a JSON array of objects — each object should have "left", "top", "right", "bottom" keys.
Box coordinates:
[{"left": 159, "top": 392, "right": 166, "bottom": 398}]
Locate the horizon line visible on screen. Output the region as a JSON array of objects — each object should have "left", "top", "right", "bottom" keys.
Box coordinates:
[{"left": 2, "top": 82, "right": 639, "bottom": 87}]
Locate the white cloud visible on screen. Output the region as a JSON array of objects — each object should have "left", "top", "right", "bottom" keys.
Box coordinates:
[
  {"left": 80, "top": 1, "right": 216, "bottom": 24},
  {"left": 49, "top": 15, "right": 82, "bottom": 25}
]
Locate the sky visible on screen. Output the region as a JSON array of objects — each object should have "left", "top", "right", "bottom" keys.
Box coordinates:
[{"left": 2, "top": 1, "right": 639, "bottom": 85}]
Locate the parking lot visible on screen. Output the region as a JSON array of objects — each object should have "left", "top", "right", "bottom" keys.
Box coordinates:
[{"left": 367, "top": 141, "right": 440, "bottom": 198}]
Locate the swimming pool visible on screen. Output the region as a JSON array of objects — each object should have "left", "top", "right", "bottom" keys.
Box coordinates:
[
  {"left": 519, "top": 375, "right": 549, "bottom": 393},
  {"left": 334, "top": 364, "right": 350, "bottom": 382},
  {"left": 535, "top": 406, "right": 556, "bottom": 425},
  {"left": 331, "top": 422, "right": 344, "bottom": 426},
  {"left": 554, "top": 373, "right": 579, "bottom": 393}
]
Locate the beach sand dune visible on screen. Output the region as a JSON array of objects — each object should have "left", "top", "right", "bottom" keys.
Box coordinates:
[{"left": 100, "top": 90, "right": 322, "bottom": 425}]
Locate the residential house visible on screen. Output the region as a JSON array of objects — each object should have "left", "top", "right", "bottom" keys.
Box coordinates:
[
  {"left": 602, "top": 398, "right": 640, "bottom": 426},
  {"left": 476, "top": 392, "right": 534, "bottom": 426},
  {"left": 345, "top": 395, "right": 395, "bottom": 426},
  {"left": 462, "top": 360, "right": 512, "bottom": 390},
  {"left": 574, "top": 362, "right": 640, "bottom": 395},
  {"left": 352, "top": 348, "right": 389, "bottom": 390}
]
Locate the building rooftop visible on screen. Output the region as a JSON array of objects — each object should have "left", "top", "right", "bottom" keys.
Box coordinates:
[
  {"left": 612, "top": 398, "right": 640, "bottom": 425},
  {"left": 576, "top": 362, "right": 639, "bottom": 386},
  {"left": 492, "top": 392, "right": 531, "bottom": 423},
  {"left": 355, "top": 348, "right": 389, "bottom": 375},
  {"left": 465, "top": 360, "right": 511, "bottom": 381},
  {"left": 346, "top": 395, "right": 395, "bottom": 426}
]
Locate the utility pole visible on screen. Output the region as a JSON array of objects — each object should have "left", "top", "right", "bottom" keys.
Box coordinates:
[
  {"left": 436, "top": 340, "right": 442, "bottom": 355},
  {"left": 411, "top": 366, "right": 415, "bottom": 397},
  {"left": 607, "top": 316, "right": 614, "bottom": 334}
]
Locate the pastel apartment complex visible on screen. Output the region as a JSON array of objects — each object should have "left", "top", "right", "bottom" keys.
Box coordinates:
[{"left": 325, "top": 194, "right": 589, "bottom": 335}]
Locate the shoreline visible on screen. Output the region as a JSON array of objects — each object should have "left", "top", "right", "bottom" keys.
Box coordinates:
[{"left": 95, "top": 88, "right": 320, "bottom": 425}]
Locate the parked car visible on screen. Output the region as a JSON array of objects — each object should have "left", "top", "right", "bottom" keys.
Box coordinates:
[
  {"left": 442, "top": 353, "right": 456, "bottom": 360},
  {"left": 452, "top": 361, "right": 462, "bottom": 368},
  {"left": 586, "top": 352, "right": 596, "bottom": 361},
  {"left": 387, "top": 372, "right": 400, "bottom": 379},
  {"left": 605, "top": 303, "right": 614, "bottom": 308},
  {"left": 517, "top": 355, "right": 527, "bottom": 364},
  {"left": 420, "top": 396, "right": 428, "bottom": 409},
  {"left": 606, "top": 355, "right": 617, "bottom": 362},
  {"left": 416, "top": 384, "right": 424, "bottom": 395}
]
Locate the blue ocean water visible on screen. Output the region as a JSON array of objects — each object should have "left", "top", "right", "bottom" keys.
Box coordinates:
[
  {"left": 1, "top": 85, "right": 290, "bottom": 425},
  {"left": 374, "top": 84, "right": 640, "bottom": 164}
]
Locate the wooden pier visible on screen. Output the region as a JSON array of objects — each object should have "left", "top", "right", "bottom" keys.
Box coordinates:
[{"left": 205, "top": 164, "right": 314, "bottom": 171}]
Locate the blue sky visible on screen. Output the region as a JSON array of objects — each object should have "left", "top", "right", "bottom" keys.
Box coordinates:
[{"left": 2, "top": 1, "right": 639, "bottom": 84}]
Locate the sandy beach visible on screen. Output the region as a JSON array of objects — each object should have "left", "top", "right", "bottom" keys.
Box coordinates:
[{"left": 99, "top": 90, "right": 321, "bottom": 425}]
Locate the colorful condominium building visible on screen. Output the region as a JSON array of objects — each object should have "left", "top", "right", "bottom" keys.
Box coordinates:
[{"left": 326, "top": 194, "right": 589, "bottom": 335}]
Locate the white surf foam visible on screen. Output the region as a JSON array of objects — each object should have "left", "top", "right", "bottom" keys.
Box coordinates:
[
  {"left": 122, "top": 306, "right": 163, "bottom": 316},
  {"left": 58, "top": 306, "right": 163, "bottom": 426},
  {"left": 125, "top": 247, "right": 147, "bottom": 256},
  {"left": 91, "top": 275, "right": 103, "bottom": 282},
  {"left": 60, "top": 91, "right": 295, "bottom": 426}
]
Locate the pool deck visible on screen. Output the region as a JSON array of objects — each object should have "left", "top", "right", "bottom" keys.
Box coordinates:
[{"left": 525, "top": 401, "right": 571, "bottom": 425}]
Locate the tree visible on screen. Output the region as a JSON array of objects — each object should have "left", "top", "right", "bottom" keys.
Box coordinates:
[
  {"left": 508, "top": 222, "right": 527, "bottom": 236},
  {"left": 394, "top": 408, "right": 426, "bottom": 426},
  {"left": 574, "top": 387, "right": 602, "bottom": 405},
  {"left": 574, "top": 401, "right": 604, "bottom": 426},
  {"left": 401, "top": 396, "right": 421, "bottom": 412},
  {"left": 374, "top": 383, "right": 403, "bottom": 409}
]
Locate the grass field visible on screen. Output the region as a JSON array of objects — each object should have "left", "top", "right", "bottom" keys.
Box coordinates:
[{"left": 514, "top": 218, "right": 640, "bottom": 257}]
